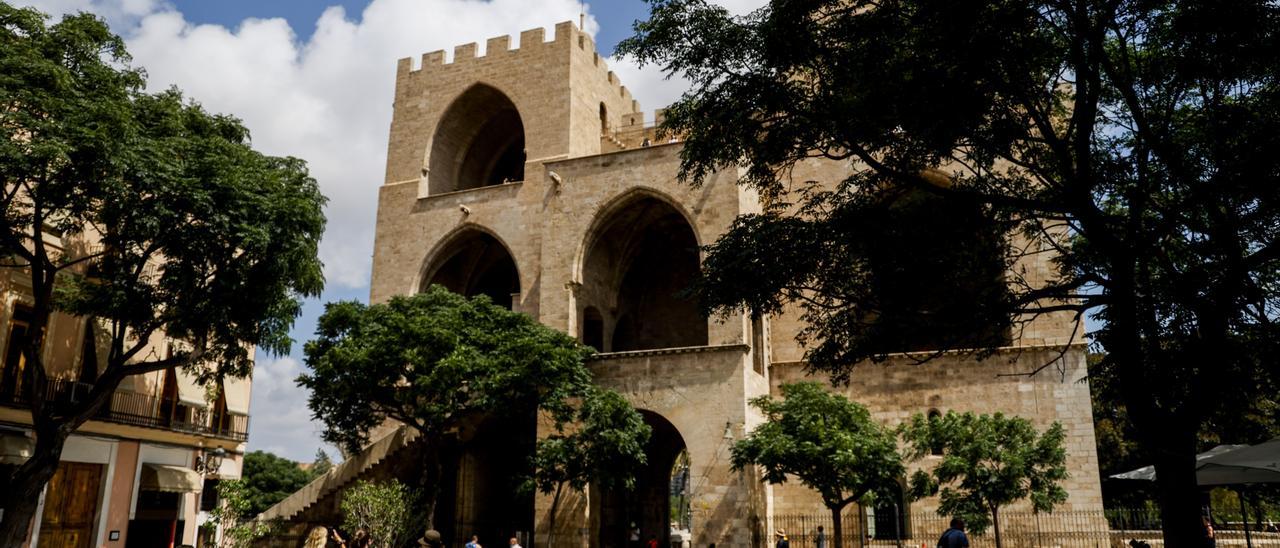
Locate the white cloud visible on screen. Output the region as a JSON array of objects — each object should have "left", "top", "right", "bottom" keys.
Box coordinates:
[{"left": 243, "top": 355, "right": 333, "bottom": 461}]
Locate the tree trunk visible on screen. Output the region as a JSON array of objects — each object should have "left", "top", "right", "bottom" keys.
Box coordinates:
[
  {"left": 545, "top": 482, "right": 564, "bottom": 548},
  {"left": 0, "top": 430, "right": 66, "bottom": 547},
  {"left": 991, "top": 506, "right": 1002, "bottom": 548},
  {"left": 418, "top": 442, "right": 443, "bottom": 531},
  {"left": 829, "top": 504, "right": 844, "bottom": 548},
  {"left": 1149, "top": 427, "right": 1204, "bottom": 548}
]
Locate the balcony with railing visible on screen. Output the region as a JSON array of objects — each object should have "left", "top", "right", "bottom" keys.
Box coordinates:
[{"left": 0, "top": 378, "right": 248, "bottom": 441}]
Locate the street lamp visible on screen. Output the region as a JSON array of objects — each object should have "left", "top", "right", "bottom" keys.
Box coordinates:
[{"left": 195, "top": 447, "right": 226, "bottom": 475}]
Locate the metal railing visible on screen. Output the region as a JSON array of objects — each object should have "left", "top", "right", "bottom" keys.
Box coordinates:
[
  {"left": 773, "top": 509, "right": 1280, "bottom": 547},
  {"left": 0, "top": 378, "right": 248, "bottom": 441}
]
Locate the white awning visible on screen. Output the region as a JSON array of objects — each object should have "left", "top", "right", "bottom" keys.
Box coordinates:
[
  {"left": 0, "top": 434, "right": 33, "bottom": 465},
  {"left": 223, "top": 374, "right": 251, "bottom": 416},
  {"left": 175, "top": 368, "right": 207, "bottom": 408},
  {"left": 139, "top": 463, "right": 202, "bottom": 493}
]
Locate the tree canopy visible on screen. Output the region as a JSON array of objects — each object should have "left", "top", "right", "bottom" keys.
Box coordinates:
[
  {"left": 300, "top": 285, "right": 649, "bottom": 527},
  {"left": 901, "top": 411, "right": 1068, "bottom": 547},
  {"left": 0, "top": 5, "right": 326, "bottom": 543},
  {"left": 239, "top": 450, "right": 318, "bottom": 517},
  {"left": 732, "top": 382, "right": 903, "bottom": 548},
  {"left": 527, "top": 387, "right": 650, "bottom": 546},
  {"left": 619, "top": 0, "right": 1280, "bottom": 542}
]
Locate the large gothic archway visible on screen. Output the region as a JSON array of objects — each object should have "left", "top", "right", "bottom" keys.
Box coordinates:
[
  {"left": 421, "top": 228, "right": 520, "bottom": 310},
  {"left": 596, "top": 411, "right": 690, "bottom": 547},
  {"left": 579, "top": 193, "right": 708, "bottom": 351},
  {"left": 428, "top": 83, "right": 526, "bottom": 195}
]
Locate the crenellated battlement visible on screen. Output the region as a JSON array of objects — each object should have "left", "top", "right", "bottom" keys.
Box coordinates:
[
  {"left": 396, "top": 21, "right": 577, "bottom": 77},
  {"left": 394, "top": 21, "right": 641, "bottom": 115},
  {"left": 395, "top": 21, "right": 574, "bottom": 80}
]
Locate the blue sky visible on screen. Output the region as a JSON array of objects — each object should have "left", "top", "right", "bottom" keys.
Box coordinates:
[{"left": 168, "top": 0, "right": 653, "bottom": 55}]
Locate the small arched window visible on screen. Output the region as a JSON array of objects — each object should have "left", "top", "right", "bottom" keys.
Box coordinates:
[{"left": 927, "top": 408, "right": 944, "bottom": 456}]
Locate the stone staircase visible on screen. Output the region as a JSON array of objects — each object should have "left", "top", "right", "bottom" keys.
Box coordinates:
[{"left": 256, "top": 425, "right": 420, "bottom": 522}]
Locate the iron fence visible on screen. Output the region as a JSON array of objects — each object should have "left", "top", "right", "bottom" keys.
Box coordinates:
[
  {"left": 0, "top": 377, "right": 248, "bottom": 441},
  {"left": 773, "top": 509, "right": 1280, "bottom": 548}
]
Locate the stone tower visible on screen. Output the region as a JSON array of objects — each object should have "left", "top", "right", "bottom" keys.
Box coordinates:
[{"left": 368, "top": 20, "right": 1103, "bottom": 548}]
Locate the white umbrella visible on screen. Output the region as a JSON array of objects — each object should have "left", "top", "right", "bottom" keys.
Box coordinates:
[
  {"left": 1107, "top": 444, "right": 1246, "bottom": 482},
  {"left": 1196, "top": 438, "right": 1280, "bottom": 486}
]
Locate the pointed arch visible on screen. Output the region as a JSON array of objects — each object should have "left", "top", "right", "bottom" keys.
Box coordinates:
[
  {"left": 577, "top": 189, "right": 707, "bottom": 351},
  {"left": 420, "top": 225, "right": 521, "bottom": 310},
  {"left": 426, "top": 83, "right": 526, "bottom": 195}
]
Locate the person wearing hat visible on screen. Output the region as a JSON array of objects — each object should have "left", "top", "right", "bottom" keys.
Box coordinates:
[
  {"left": 774, "top": 529, "right": 790, "bottom": 548},
  {"left": 417, "top": 529, "right": 444, "bottom": 548}
]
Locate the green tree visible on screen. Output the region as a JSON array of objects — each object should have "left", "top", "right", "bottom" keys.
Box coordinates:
[
  {"left": 731, "top": 382, "right": 903, "bottom": 548},
  {"left": 299, "top": 285, "right": 649, "bottom": 528},
  {"left": 901, "top": 411, "right": 1068, "bottom": 548},
  {"left": 240, "top": 450, "right": 316, "bottom": 516},
  {"left": 0, "top": 5, "right": 325, "bottom": 543},
  {"left": 311, "top": 448, "right": 335, "bottom": 478},
  {"left": 526, "top": 387, "right": 650, "bottom": 547},
  {"left": 205, "top": 479, "right": 279, "bottom": 548},
  {"left": 618, "top": 1, "right": 1280, "bottom": 542},
  {"left": 339, "top": 480, "right": 416, "bottom": 548}
]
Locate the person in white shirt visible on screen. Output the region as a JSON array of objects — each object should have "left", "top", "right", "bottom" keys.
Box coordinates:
[{"left": 509, "top": 538, "right": 522, "bottom": 548}]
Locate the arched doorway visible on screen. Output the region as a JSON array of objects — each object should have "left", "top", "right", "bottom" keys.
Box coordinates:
[
  {"left": 580, "top": 194, "right": 708, "bottom": 351},
  {"left": 454, "top": 413, "right": 537, "bottom": 546},
  {"left": 428, "top": 84, "right": 526, "bottom": 195},
  {"left": 597, "top": 411, "right": 689, "bottom": 547},
  {"left": 421, "top": 229, "right": 520, "bottom": 310}
]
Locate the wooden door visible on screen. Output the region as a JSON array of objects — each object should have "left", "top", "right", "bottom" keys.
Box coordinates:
[{"left": 38, "top": 462, "right": 104, "bottom": 548}]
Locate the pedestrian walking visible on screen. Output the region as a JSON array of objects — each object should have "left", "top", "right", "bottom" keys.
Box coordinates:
[
  {"left": 646, "top": 535, "right": 659, "bottom": 548},
  {"left": 1202, "top": 516, "right": 1216, "bottom": 548},
  {"left": 774, "top": 529, "right": 789, "bottom": 548},
  {"left": 815, "top": 525, "right": 826, "bottom": 548},
  {"left": 937, "top": 518, "right": 968, "bottom": 548},
  {"left": 630, "top": 523, "right": 641, "bottom": 548}
]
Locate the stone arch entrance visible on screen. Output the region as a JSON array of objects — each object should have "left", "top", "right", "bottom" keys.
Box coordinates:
[
  {"left": 579, "top": 193, "right": 708, "bottom": 351},
  {"left": 453, "top": 413, "right": 537, "bottom": 546},
  {"left": 597, "top": 410, "right": 690, "bottom": 548},
  {"left": 421, "top": 228, "right": 520, "bottom": 310},
  {"left": 428, "top": 83, "right": 526, "bottom": 195}
]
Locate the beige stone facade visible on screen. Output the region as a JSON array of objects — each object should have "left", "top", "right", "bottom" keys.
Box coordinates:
[{"left": 367, "top": 20, "right": 1103, "bottom": 548}]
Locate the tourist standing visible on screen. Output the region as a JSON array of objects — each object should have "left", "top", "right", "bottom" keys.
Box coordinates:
[
  {"left": 815, "top": 525, "right": 826, "bottom": 548},
  {"left": 417, "top": 529, "right": 444, "bottom": 548},
  {"left": 509, "top": 537, "right": 523, "bottom": 548},
  {"left": 466, "top": 534, "right": 482, "bottom": 548},
  {"left": 1202, "top": 516, "right": 1216, "bottom": 548},
  {"left": 774, "top": 529, "right": 789, "bottom": 548},
  {"left": 937, "top": 518, "right": 969, "bottom": 548}
]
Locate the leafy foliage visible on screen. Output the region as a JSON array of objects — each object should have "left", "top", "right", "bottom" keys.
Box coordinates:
[
  {"left": 527, "top": 388, "right": 650, "bottom": 495},
  {"left": 0, "top": 4, "right": 325, "bottom": 542},
  {"left": 206, "top": 479, "right": 280, "bottom": 548},
  {"left": 240, "top": 450, "right": 317, "bottom": 517},
  {"left": 901, "top": 411, "right": 1067, "bottom": 544},
  {"left": 300, "top": 286, "right": 594, "bottom": 452},
  {"left": 339, "top": 480, "right": 417, "bottom": 548},
  {"left": 300, "top": 286, "right": 649, "bottom": 525},
  {"left": 526, "top": 387, "right": 650, "bottom": 546},
  {"left": 732, "top": 382, "right": 902, "bottom": 548},
  {"left": 619, "top": 0, "right": 1280, "bottom": 541}
]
